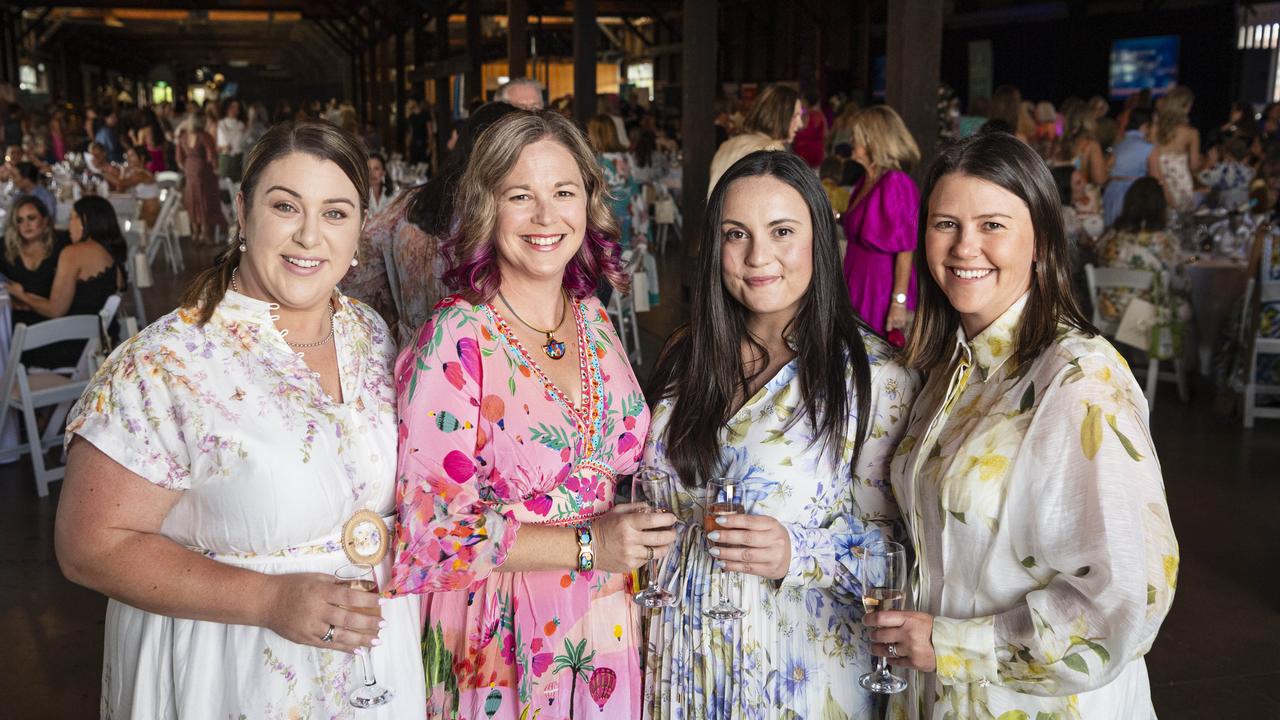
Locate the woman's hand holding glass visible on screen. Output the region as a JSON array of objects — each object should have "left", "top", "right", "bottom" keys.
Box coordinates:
[
  {"left": 591, "top": 502, "right": 677, "bottom": 574},
  {"left": 866, "top": 610, "right": 937, "bottom": 673},
  {"left": 258, "top": 571, "right": 383, "bottom": 654},
  {"left": 705, "top": 513, "right": 791, "bottom": 580}
]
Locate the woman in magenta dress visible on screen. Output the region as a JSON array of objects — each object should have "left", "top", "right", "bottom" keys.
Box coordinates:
[
  {"left": 841, "top": 105, "right": 922, "bottom": 338},
  {"left": 387, "top": 109, "right": 676, "bottom": 720}
]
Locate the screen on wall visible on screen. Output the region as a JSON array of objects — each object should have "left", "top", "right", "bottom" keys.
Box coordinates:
[{"left": 1109, "top": 35, "right": 1180, "bottom": 100}]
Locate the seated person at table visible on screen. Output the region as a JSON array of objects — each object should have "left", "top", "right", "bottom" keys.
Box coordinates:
[
  {"left": 1094, "top": 177, "right": 1189, "bottom": 326},
  {"left": 6, "top": 195, "right": 124, "bottom": 368},
  {"left": 1198, "top": 136, "right": 1255, "bottom": 211},
  {"left": 12, "top": 162, "right": 56, "bottom": 218},
  {"left": 84, "top": 141, "right": 111, "bottom": 177},
  {"left": 1, "top": 194, "right": 67, "bottom": 328},
  {"left": 106, "top": 146, "right": 161, "bottom": 230}
]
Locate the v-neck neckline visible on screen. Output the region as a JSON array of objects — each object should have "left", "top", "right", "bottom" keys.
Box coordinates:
[
  {"left": 488, "top": 297, "right": 593, "bottom": 420},
  {"left": 726, "top": 356, "right": 798, "bottom": 424}
]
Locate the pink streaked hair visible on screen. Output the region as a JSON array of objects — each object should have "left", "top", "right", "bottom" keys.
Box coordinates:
[{"left": 443, "top": 227, "right": 627, "bottom": 303}]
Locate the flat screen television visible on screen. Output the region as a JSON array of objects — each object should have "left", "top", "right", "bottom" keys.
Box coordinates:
[{"left": 1109, "top": 35, "right": 1180, "bottom": 100}]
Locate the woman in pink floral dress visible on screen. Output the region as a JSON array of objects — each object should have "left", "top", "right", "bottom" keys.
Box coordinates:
[{"left": 387, "top": 110, "right": 675, "bottom": 719}]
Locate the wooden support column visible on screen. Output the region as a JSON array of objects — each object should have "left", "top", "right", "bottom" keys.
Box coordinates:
[
  {"left": 508, "top": 0, "right": 527, "bottom": 79},
  {"left": 434, "top": 13, "right": 453, "bottom": 164},
  {"left": 395, "top": 28, "right": 406, "bottom": 153},
  {"left": 465, "top": 0, "right": 482, "bottom": 105},
  {"left": 681, "top": 0, "right": 716, "bottom": 279},
  {"left": 886, "top": 0, "right": 942, "bottom": 178},
  {"left": 572, "top": 0, "right": 596, "bottom": 126}
]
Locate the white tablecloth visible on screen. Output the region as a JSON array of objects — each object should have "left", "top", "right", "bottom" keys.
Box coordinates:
[{"left": 1186, "top": 259, "right": 1249, "bottom": 374}]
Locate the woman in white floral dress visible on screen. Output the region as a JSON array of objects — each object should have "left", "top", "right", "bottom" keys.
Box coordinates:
[
  {"left": 642, "top": 150, "right": 918, "bottom": 719},
  {"left": 54, "top": 122, "right": 426, "bottom": 718},
  {"left": 868, "top": 132, "right": 1178, "bottom": 720}
]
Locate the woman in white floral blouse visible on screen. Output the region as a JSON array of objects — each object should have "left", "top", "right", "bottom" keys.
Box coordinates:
[
  {"left": 642, "top": 150, "right": 918, "bottom": 719},
  {"left": 54, "top": 122, "right": 426, "bottom": 718},
  {"left": 869, "top": 131, "right": 1179, "bottom": 719}
]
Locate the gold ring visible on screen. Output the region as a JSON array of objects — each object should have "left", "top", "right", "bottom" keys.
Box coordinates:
[{"left": 322, "top": 624, "right": 336, "bottom": 643}]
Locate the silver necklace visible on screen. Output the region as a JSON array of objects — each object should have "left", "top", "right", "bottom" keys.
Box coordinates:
[{"left": 231, "top": 268, "right": 335, "bottom": 350}]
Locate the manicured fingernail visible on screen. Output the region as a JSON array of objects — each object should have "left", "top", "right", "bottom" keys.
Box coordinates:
[
  {"left": 371, "top": 638, "right": 382, "bottom": 647},
  {"left": 378, "top": 598, "right": 389, "bottom": 606},
  {"left": 706, "top": 531, "right": 720, "bottom": 541},
  {"left": 708, "top": 547, "right": 721, "bottom": 557},
  {"left": 714, "top": 560, "right": 726, "bottom": 570},
  {"left": 716, "top": 516, "right": 730, "bottom": 525},
  {"left": 378, "top": 620, "right": 387, "bottom": 629}
]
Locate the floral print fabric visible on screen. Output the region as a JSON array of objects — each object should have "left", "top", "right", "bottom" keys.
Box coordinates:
[
  {"left": 388, "top": 294, "right": 650, "bottom": 719},
  {"left": 641, "top": 330, "right": 919, "bottom": 720},
  {"left": 889, "top": 294, "right": 1179, "bottom": 720},
  {"left": 1094, "top": 229, "right": 1189, "bottom": 326},
  {"left": 342, "top": 191, "right": 447, "bottom": 347},
  {"left": 65, "top": 289, "right": 426, "bottom": 719}
]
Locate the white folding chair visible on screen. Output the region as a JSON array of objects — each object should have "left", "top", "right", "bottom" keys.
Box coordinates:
[
  {"left": 108, "top": 195, "right": 139, "bottom": 224},
  {"left": 651, "top": 183, "right": 682, "bottom": 256},
  {"left": 381, "top": 241, "right": 407, "bottom": 340},
  {"left": 1243, "top": 235, "right": 1280, "bottom": 427},
  {"left": 146, "top": 189, "right": 184, "bottom": 274},
  {"left": 123, "top": 228, "right": 150, "bottom": 326},
  {"left": 155, "top": 170, "right": 181, "bottom": 191},
  {"left": 0, "top": 315, "right": 102, "bottom": 497},
  {"left": 99, "top": 294, "right": 123, "bottom": 352},
  {"left": 606, "top": 247, "right": 645, "bottom": 366},
  {"left": 1084, "top": 263, "right": 1190, "bottom": 411}
]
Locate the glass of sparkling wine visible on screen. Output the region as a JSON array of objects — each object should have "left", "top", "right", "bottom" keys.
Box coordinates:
[
  {"left": 334, "top": 563, "right": 394, "bottom": 708},
  {"left": 859, "top": 540, "right": 909, "bottom": 694},
  {"left": 703, "top": 476, "right": 746, "bottom": 621},
  {"left": 631, "top": 467, "right": 677, "bottom": 608}
]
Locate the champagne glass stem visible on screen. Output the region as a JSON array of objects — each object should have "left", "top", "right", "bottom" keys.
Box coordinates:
[
  {"left": 358, "top": 648, "right": 377, "bottom": 687},
  {"left": 646, "top": 552, "right": 659, "bottom": 593}
]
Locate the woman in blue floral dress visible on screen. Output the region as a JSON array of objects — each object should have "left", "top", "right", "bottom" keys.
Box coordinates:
[{"left": 641, "top": 150, "right": 918, "bottom": 719}]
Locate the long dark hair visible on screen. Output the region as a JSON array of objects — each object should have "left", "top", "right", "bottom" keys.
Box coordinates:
[
  {"left": 72, "top": 196, "right": 127, "bottom": 272},
  {"left": 406, "top": 102, "right": 520, "bottom": 237},
  {"left": 180, "top": 121, "right": 370, "bottom": 324},
  {"left": 904, "top": 132, "right": 1097, "bottom": 370},
  {"left": 646, "top": 150, "right": 873, "bottom": 485},
  {"left": 1114, "top": 177, "right": 1167, "bottom": 232},
  {"left": 368, "top": 152, "right": 395, "bottom": 199}
]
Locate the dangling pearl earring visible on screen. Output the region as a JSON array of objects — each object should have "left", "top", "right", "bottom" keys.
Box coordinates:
[
  {"left": 351, "top": 256, "right": 359, "bottom": 267},
  {"left": 238, "top": 233, "right": 246, "bottom": 253}
]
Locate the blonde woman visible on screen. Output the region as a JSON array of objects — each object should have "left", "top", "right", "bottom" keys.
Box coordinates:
[
  {"left": 988, "top": 85, "right": 1029, "bottom": 142},
  {"left": 388, "top": 110, "right": 671, "bottom": 719},
  {"left": 0, "top": 195, "right": 64, "bottom": 329},
  {"left": 708, "top": 83, "right": 804, "bottom": 193},
  {"left": 588, "top": 114, "right": 649, "bottom": 252},
  {"left": 176, "top": 111, "right": 226, "bottom": 244},
  {"left": 841, "top": 105, "right": 921, "bottom": 338},
  {"left": 1052, "top": 102, "right": 1108, "bottom": 186},
  {"left": 1149, "top": 85, "right": 1201, "bottom": 212}
]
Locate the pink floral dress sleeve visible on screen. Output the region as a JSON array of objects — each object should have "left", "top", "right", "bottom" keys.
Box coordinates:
[{"left": 387, "top": 297, "right": 521, "bottom": 595}]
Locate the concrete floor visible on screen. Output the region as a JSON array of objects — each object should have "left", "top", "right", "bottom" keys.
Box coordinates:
[{"left": 2, "top": 241, "right": 1278, "bottom": 718}]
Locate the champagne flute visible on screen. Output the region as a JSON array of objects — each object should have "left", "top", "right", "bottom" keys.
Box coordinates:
[
  {"left": 631, "top": 468, "right": 677, "bottom": 608},
  {"left": 334, "top": 563, "right": 395, "bottom": 708},
  {"left": 703, "top": 476, "right": 746, "bottom": 621},
  {"left": 859, "top": 541, "right": 909, "bottom": 694}
]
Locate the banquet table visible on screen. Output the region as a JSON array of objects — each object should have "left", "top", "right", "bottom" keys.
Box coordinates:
[{"left": 1186, "top": 257, "right": 1249, "bottom": 374}]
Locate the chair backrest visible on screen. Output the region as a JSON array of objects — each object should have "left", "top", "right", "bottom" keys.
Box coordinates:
[
  {"left": 1084, "top": 263, "right": 1154, "bottom": 331},
  {"left": 17, "top": 314, "right": 103, "bottom": 353},
  {"left": 382, "top": 241, "right": 404, "bottom": 321},
  {"left": 155, "top": 170, "right": 181, "bottom": 187},
  {"left": 100, "top": 294, "right": 122, "bottom": 335},
  {"left": 109, "top": 195, "right": 139, "bottom": 221}
]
